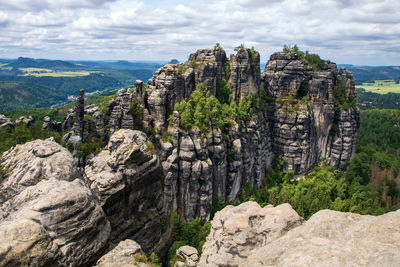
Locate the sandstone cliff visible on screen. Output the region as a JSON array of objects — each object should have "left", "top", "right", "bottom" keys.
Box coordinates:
[
  {"left": 0, "top": 130, "right": 168, "bottom": 266},
  {"left": 136, "top": 46, "right": 359, "bottom": 222},
  {"left": 199, "top": 202, "right": 400, "bottom": 267},
  {"left": 0, "top": 45, "right": 362, "bottom": 265}
]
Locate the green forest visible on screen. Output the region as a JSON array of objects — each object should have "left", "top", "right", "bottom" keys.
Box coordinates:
[{"left": 0, "top": 58, "right": 162, "bottom": 112}]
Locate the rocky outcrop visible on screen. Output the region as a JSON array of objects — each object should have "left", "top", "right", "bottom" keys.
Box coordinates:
[
  {"left": 136, "top": 47, "right": 360, "bottom": 222},
  {"left": 229, "top": 48, "right": 260, "bottom": 101},
  {"left": 262, "top": 52, "right": 359, "bottom": 172},
  {"left": 175, "top": 246, "right": 199, "bottom": 267},
  {"left": 85, "top": 129, "right": 168, "bottom": 252},
  {"left": 199, "top": 202, "right": 400, "bottom": 267},
  {"left": 104, "top": 88, "right": 135, "bottom": 137},
  {"left": 42, "top": 115, "right": 62, "bottom": 132},
  {"left": 96, "top": 239, "right": 148, "bottom": 267},
  {"left": 141, "top": 47, "right": 226, "bottom": 133},
  {"left": 0, "top": 114, "right": 14, "bottom": 128},
  {"left": 15, "top": 116, "right": 34, "bottom": 126},
  {"left": 72, "top": 89, "right": 85, "bottom": 139},
  {"left": 0, "top": 138, "right": 110, "bottom": 266}
]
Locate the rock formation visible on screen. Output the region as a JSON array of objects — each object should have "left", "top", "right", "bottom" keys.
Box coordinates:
[
  {"left": 0, "top": 138, "right": 110, "bottom": 266},
  {"left": 15, "top": 116, "right": 34, "bottom": 126},
  {"left": 229, "top": 47, "right": 260, "bottom": 101},
  {"left": 42, "top": 115, "right": 62, "bottom": 132},
  {"left": 96, "top": 239, "right": 148, "bottom": 267},
  {"left": 0, "top": 114, "right": 14, "bottom": 128},
  {"left": 263, "top": 52, "right": 359, "bottom": 172},
  {"left": 0, "top": 45, "right": 364, "bottom": 265},
  {"left": 85, "top": 129, "right": 168, "bottom": 252},
  {"left": 72, "top": 89, "right": 85, "bottom": 139},
  {"left": 104, "top": 88, "right": 135, "bottom": 137},
  {"left": 175, "top": 246, "right": 199, "bottom": 267},
  {"left": 135, "top": 46, "right": 359, "bottom": 222},
  {"left": 199, "top": 202, "right": 400, "bottom": 267}
]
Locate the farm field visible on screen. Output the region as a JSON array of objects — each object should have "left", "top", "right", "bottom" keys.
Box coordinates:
[
  {"left": 19, "top": 70, "right": 92, "bottom": 77},
  {"left": 356, "top": 79, "right": 400, "bottom": 94}
]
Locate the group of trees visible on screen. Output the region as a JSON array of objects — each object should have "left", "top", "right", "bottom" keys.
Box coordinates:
[
  {"left": 170, "top": 84, "right": 253, "bottom": 134},
  {"left": 357, "top": 88, "right": 400, "bottom": 110},
  {"left": 0, "top": 119, "right": 61, "bottom": 155},
  {"left": 282, "top": 45, "right": 327, "bottom": 71}
]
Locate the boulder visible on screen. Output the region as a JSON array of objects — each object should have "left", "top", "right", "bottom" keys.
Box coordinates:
[
  {"left": 15, "top": 116, "right": 34, "bottom": 126},
  {"left": 96, "top": 239, "right": 148, "bottom": 267},
  {"left": 0, "top": 114, "right": 14, "bottom": 128},
  {"left": 199, "top": 202, "right": 400, "bottom": 267},
  {"left": 175, "top": 246, "right": 199, "bottom": 267},
  {"left": 199, "top": 202, "right": 303, "bottom": 266}
]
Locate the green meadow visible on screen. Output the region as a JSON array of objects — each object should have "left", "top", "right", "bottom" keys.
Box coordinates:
[{"left": 356, "top": 80, "right": 400, "bottom": 94}]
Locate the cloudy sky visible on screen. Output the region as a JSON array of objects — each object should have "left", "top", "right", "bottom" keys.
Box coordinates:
[{"left": 0, "top": 0, "right": 399, "bottom": 65}]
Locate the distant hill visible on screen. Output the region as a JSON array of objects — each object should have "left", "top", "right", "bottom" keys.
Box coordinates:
[
  {"left": 6, "top": 57, "right": 78, "bottom": 70},
  {"left": 168, "top": 59, "right": 179, "bottom": 64},
  {"left": 338, "top": 65, "right": 400, "bottom": 83},
  {"left": 0, "top": 82, "right": 62, "bottom": 111},
  {"left": 0, "top": 58, "right": 163, "bottom": 112}
]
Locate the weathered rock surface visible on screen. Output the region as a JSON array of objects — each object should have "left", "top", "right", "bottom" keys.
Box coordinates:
[
  {"left": 42, "top": 115, "right": 62, "bottom": 132},
  {"left": 15, "top": 115, "right": 34, "bottom": 126},
  {"left": 104, "top": 88, "right": 134, "bottom": 137},
  {"left": 175, "top": 246, "right": 199, "bottom": 267},
  {"left": 229, "top": 48, "right": 260, "bottom": 101},
  {"left": 85, "top": 129, "right": 168, "bottom": 252},
  {"left": 199, "top": 202, "right": 400, "bottom": 267},
  {"left": 262, "top": 52, "right": 359, "bottom": 172},
  {"left": 141, "top": 47, "right": 359, "bottom": 222},
  {"left": 0, "top": 114, "right": 13, "bottom": 128},
  {"left": 141, "top": 47, "right": 226, "bottom": 132},
  {"left": 72, "top": 89, "right": 85, "bottom": 139},
  {"left": 199, "top": 202, "right": 303, "bottom": 266},
  {"left": 96, "top": 239, "right": 149, "bottom": 267},
  {"left": 0, "top": 139, "right": 110, "bottom": 266}
]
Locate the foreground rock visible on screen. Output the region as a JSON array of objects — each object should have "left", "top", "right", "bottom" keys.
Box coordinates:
[
  {"left": 199, "top": 202, "right": 400, "bottom": 267},
  {"left": 96, "top": 239, "right": 149, "bottom": 267},
  {"left": 175, "top": 246, "right": 199, "bottom": 267},
  {"left": 85, "top": 129, "right": 168, "bottom": 252},
  {"left": 0, "top": 139, "right": 110, "bottom": 266}
]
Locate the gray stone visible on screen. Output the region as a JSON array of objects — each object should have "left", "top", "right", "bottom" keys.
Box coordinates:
[
  {"left": 0, "top": 139, "right": 110, "bottom": 266},
  {"left": 199, "top": 202, "right": 400, "bottom": 267},
  {"left": 96, "top": 239, "right": 148, "bottom": 267}
]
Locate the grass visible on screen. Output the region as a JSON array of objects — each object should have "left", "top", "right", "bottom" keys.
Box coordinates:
[
  {"left": 19, "top": 71, "right": 91, "bottom": 77},
  {"left": 0, "top": 63, "right": 12, "bottom": 71},
  {"left": 19, "top": 67, "right": 52, "bottom": 73},
  {"left": 356, "top": 80, "right": 400, "bottom": 94}
]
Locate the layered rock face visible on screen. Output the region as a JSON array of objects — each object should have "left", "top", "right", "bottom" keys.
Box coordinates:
[
  {"left": 140, "top": 47, "right": 226, "bottom": 133},
  {"left": 0, "top": 129, "right": 168, "bottom": 265},
  {"left": 85, "top": 129, "right": 168, "bottom": 252},
  {"left": 104, "top": 88, "right": 135, "bottom": 137},
  {"left": 199, "top": 202, "right": 400, "bottom": 267},
  {"left": 229, "top": 48, "right": 260, "bottom": 101},
  {"left": 161, "top": 111, "right": 273, "bottom": 223},
  {"left": 0, "top": 139, "right": 110, "bottom": 266},
  {"left": 263, "top": 52, "right": 359, "bottom": 172},
  {"left": 140, "top": 47, "right": 359, "bottom": 222}
]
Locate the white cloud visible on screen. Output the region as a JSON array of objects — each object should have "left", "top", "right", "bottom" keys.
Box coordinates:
[{"left": 0, "top": 0, "right": 399, "bottom": 64}]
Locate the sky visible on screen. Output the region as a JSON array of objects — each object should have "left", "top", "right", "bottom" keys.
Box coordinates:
[{"left": 0, "top": 0, "right": 399, "bottom": 65}]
